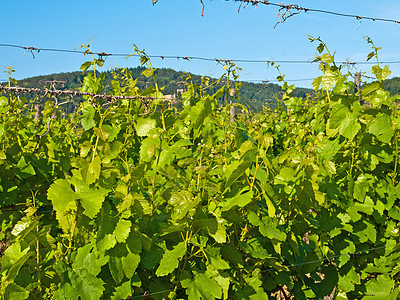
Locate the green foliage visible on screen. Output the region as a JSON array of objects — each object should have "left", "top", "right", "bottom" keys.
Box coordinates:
[{"left": 1, "top": 40, "right": 400, "bottom": 300}]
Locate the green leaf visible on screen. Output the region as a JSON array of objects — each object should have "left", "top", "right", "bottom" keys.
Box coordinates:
[
  {"left": 353, "top": 174, "right": 374, "bottom": 202},
  {"left": 135, "top": 117, "right": 156, "bottom": 137},
  {"left": 369, "top": 88, "right": 390, "bottom": 108},
  {"left": 221, "top": 189, "right": 254, "bottom": 211},
  {"left": 11, "top": 216, "right": 36, "bottom": 237},
  {"left": 55, "top": 269, "right": 105, "bottom": 300},
  {"left": 108, "top": 256, "right": 125, "bottom": 284},
  {"left": 338, "top": 267, "right": 360, "bottom": 293},
  {"left": 239, "top": 238, "right": 270, "bottom": 259},
  {"left": 1, "top": 242, "right": 31, "bottom": 279},
  {"left": 168, "top": 190, "right": 199, "bottom": 221},
  {"left": 181, "top": 272, "right": 222, "bottom": 300},
  {"left": 114, "top": 219, "right": 132, "bottom": 243},
  {"left": 224, "top": 160, "right": 252, "bottom": 192},
  {"left": 139, "top": 136, "right": 159, "bottom": 162},
  {"left": 156, "top": 242, "right": 186, "bottom": 277},
  {"left": 321, "top": 69, "right": 339, "bottom": 90},
  {"left": 122, "top": 252, "right": 140, "bottom": 278},
  {"left": 0, "top": 96, "right": 7, "bottom": 106},
  {"left": 326, "top": 104, "right": 348, "bottom": 137},
  {"left": 3, "top": 283, "right": 29, "bottom": 300},
  {"left": 247, "top": 211, "right": 286, "bottom": 241},
  {"left": 86, "top": 155, "right": 102, "bottom": 185},
  {"left": 142, "top": 68, "right": 153, "bottom": 78},
  {"left": 72, "top": 244, "right": 107, "bottom": 276},
  {"left": 111, "top": 280, "right": 132, "bottom": 300},
  {"left": 47, "top": 179, "right": 79, "bottom": 232},
  {"left": 81, "top": 102, "right": 96, "bottom": 130},
  {"left": 372, "top": 65, "right": 391, "bottom": 82},
  {"left": 15, "top": 156, "right": 36, "bottom": 179},
  {"left": 96, "top": 202, "right": 117, "bottom": 252},
  {"left": 275, "top": 167, "right": 295, "bottom": 184},
  {"left": 70, "top": 177, "right": 110, "bottom": 219},
  {"left": 339, "top": 113, "right": 360, "bottom": 140},
  {"left": 364, "top": 275, "right": 398, "bottom": 299},
  {"left": 80, "top": 61, "right": 93, "bottom": 72},
  {"left": 368, "top": 114, "right": 394, "bottom": 143},
  {"left": 204, "top": 247, "right": 230, "bottom": 270}
]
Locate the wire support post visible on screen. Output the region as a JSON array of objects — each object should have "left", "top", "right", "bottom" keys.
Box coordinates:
[{"left": 354, "top": 72, "right": 363, "bottom": 105}]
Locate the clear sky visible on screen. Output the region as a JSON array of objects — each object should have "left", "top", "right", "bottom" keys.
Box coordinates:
[{"left": 1, "top": 0, "right": 400, "bottom": 88}]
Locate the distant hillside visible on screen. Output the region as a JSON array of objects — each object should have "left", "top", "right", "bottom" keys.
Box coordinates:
[
  {"left": 11, "top": 67, "right": 313, "bottom": 112},
  {"left": 383, "top": 77, "right": 400, "bottom": 96}
]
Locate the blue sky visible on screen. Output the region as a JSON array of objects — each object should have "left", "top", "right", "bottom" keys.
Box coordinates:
[{"left": 1, "top": 0, "right": 400, "bottom": 88}]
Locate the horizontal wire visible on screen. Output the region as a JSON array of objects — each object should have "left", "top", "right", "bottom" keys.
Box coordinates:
[
  {"left": 230, "top": 0, "right": 400, "bottom": 25},
  {"left": 244, "top": 78, "right": 315, "bottom": 83},
  {"left": 0, "top": 85, "right": 155, "bottom": 101},
  {"left": 1, "top": 43, "right": 400, "bottom": 65}
]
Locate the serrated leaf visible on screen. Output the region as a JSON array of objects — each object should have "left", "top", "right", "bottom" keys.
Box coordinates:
[
  {"left": 368, "top": 114, "right": 394, "bottom": 143},
  {"left": 139, "top": 136, "right": 159, "bottom": 162},
  {"left": 321, "top": 69, "right": 339, "bottom": 90},
  {"left": 135, "top": 117, "right": 156, "bottom": 137},
  {"left": 15, "top": 156, "right": 36, "bottom": 179},
  {"left": 86, "top": 155, "right": 101, "bottom": 185},
  {"left": 114, "top": 219, "right": 132, "bottom": 243},
  {"left": 156, "top": 242, "right": 186, "bottom": 276},
  {"left": 224, "top": 160, "right": 252, "bottom": 192},
  {"left": 181, "top": 272, "right": 222, "bottom": 300},
  {"left": 47, "top": 179, "right": 79, "bottom": 232},
  {"left": 1, "top": 242, "right": 30, "bottom": 276},
  {"left": 372, "top": 65, "right": 391, "bottom": 82},
  {"left": 247, "top": 211, "right": 286, "bottom": 241},
  {"left": 122, "top": 252, "right": 140, "bottom": 278},
  {"left": 72, "top": 244, "right": 107, "bottom": 276},
  {"left": 338, "top": 267, "right": 360, "bottom": 293},
  {"left": 80, "top": 61, "right": 93, "bottom": 72},
  {"left": 109, "top": 256, "right": 125, "bottom": 285},
  {"left": 239, "top": 238, "right": 270, "bottom": 259},
  {"left": 81, "top": 103, "right": 96, "bottom": 130},
  {"left": 339, "top": 113, "right": 360, "bottom": 140},
  {"left": 3, "top": 283, "right": 29, "bottom": 300},
  {"left": 111, "top": 280, "right": 132, "bottom": 300},
  {"left": 70, "top": 177, "right": 110, "bottom": 219},
  {"left": 142, "top": 68, "right": 153, "bottom": 78},
  {"left": 168, "top": 190, "right": 199, "bottom": 220},
  {"left": 364, "top": 275, "right": 397, "bottom": 299},
  {"left": 221, "top": 189, "right": 253, "bottom": 211},
  {"left": 55, "top": 269, "right": 105, "bottom": 300}
]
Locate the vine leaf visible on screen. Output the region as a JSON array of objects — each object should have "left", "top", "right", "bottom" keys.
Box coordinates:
[
  {"left": 168, "top": 190, "right": 199, "bottom": 221},
  {"left": 364, "top": 274, "right": 398, "bottom": 299},
  {"left": 221, "top": 189, "right": 253, "bottom": 212},
  {"left": 122, "top": 252, "right": 140, "bottom": 278},
  {"left": 47, "top": 179, "right": 79, "bottom": 232},
  {"left": 3, "top": 283, "right": 29, "bottom": 300},
  {"left": 55, "top": 269, "right": 105, "bottom": 300},
  {"left": 224, "top": 160, "right": 252, "bottom": 192},
  {"left": 114, "top": 219, "right": 132, "bottom": 243},
  {"left": 181, "top": 272, "right": 222, "bottom": 300},
  {"left": 368, "top": 114, "right": 394, "bottom": 143},
  {"left": 155, "top": 242, "right": 186, "bottom": 276},
  {"left": 135, "top": 117, "right": 156, "bottom": 137},
  {"left": 70, "top": 177, "right": 110, "bottom": 219}
]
